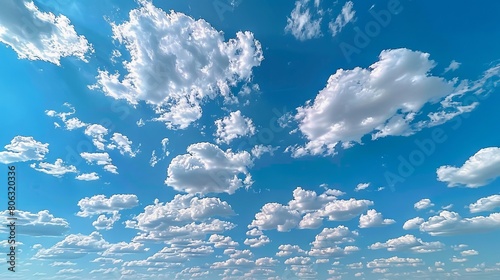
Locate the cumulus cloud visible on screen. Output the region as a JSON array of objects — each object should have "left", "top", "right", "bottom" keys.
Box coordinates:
[
  {"left": 84, "top": 124, "right": 108, "bottom": 151},
  {"left": 34, "top": 231, "right": 109, "bottom": 259},
  {"left": 251, "top": 145, "right": 279, "bottom": 159},
  {"left": 285, "top": 0, "right": 322, "bottom": 41},
  {"left": 165, "top": 142, "right": 253, "bottom": 195},
  {"left": 249, "top": 203, "right": 301, "bottom": 232},
  {"left": 318, "top": 198, "right": 374, "bottom": 221},
  {"left": 77, "top": 194, "right": 139, "bottom": 217},
  {"left": 469, "top": 195, "right": 500, "bottom": 213},
  {"left": 126, "top": 194, "right": 235, "bottom": 242},
  {"left": 75, "top": 172, "right": 100, "bottom": 181},
  {"left": 437, "top": 147, "right": 500, "bottom": 188},
  {"left": 369, "top": 234, "right": 444, "bottom": 253},
  {"left": 30, "top": 159, "right": 77, "bottom": 177},
  {"left": 244, "top": 235, "right": 271, "bottom": 248},
  {"left": 366, "top": 256, "right": 423, "bottom": 268},
  {"left": 215, "top": 111, "right": 256, "bottom": 144},
  {"left": 403, "top": 217, "right": 424, "bottom": 230},
  {"left": 418, "top": 211, "right": 500, "bottom": 236},
  {"left": 92, "top": 212, "right": 121, "bottom": 231},
  {"left": 0, "top": 136, "right": 49, "bottom": 164},
  {"left": 276, "top": 244, "right": 305, "bottom": 257},
  {"left": 414, "top": 199, "right": 435, "bottom": 210},
  {"left": 290, "top": 48, "right": 499, "bottom": 157},
  {"left": 209, "top": 234, "right": 239, "bottom": 248},
  {"left": 329, "top": 1, "right": 356, "bottom": 37},
  {"left": 311, "top": 226, "right": 358, "bottom": 248},
  {"left": 358, "top": 209, "right": 395, "bottom": 228},
  {"left": 0, "top": 0, "right": 92, "bottom": 65},
  {"left": 91, "top": 1, "right": 263, "bottom": 129},
  {"left": 0, "top": 210, "right": 69, "bottom": 236}
]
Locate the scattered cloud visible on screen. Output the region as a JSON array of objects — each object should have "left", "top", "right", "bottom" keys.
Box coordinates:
[
  {"left": 215, "top": 111, "right": 256, "bottom": 144},
  {"left": 369, "top": 234, "right": 444, "bottom": 253},
  {"left": 329, "top": 1, "right": 356, "bottom": 37},
  {"left": 0, "top": 210, "right": 69, "bottom": 236},
  {"left": 77, "top": 194, "right": 139, "bottom": 217},
  {"left": 437, "top": 147, "right": 500, "bottom": 188},
  {"left": 414, "top": 199, "right": 435, "bottom": 210},
  {"left": 359, "top": 209, "right": 395, "bottom": 228},
  {"left": 285, "top": 0, "right": 323, "bottom": 41},
  {"left": 469, "top": 194, "right": 500, "bottom": 213},
  {"left": 30, "top": 159, "right": 77, "bottom": 177},
  {"left": 0, "top": 136, "right": 49, "bottom": 164}
]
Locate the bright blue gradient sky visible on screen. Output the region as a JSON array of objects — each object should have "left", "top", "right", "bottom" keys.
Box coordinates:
[{"left": 1, "top": 0, "right": 500, "bottom": 279}]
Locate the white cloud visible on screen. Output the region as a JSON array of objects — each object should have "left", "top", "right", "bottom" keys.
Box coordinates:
[
  {"left": 249, "top": 203, "right": 301, "bottom": 232},
  {"left": 91, "top": 1, "right": 263, "bottom": 129},
  {"left": 0, "top": 0, "right": 92, "bottom": 65},
  {"left": 126, "top": 195, "right": 235, "bottom": 242},
  {"left": 366, "top": 256, "right": 423, "bottom": 268},
  {"left": 0, "top": 210, "right": 69, "bottom": 236},
  {"left": 209, "top": 234, "right": 239, "bottom": 248},
  {"left": 0, "top": 136, "right": 49, "bottom": 164},
  {"left": 77, "top": 194, "right": 139, "bottom": 217},
  {"left": 255, "top": 257, "right": 279, "bottom": 267},
  {"left": 45, "top": 104, "right": 88, "bottom": 130},
  {"left": 288, "top": 187, "right": 338, "bottom": 213},
  {"left": 354, "top": 183, "right": 370, "bottom": 192},
  {"left": 359, "top": 209, "right": 395, "bottom": 228},
  {"left": 285, "top": 0, "right": 322, "bottom": 41},
  {"left": 30, "top": 159, "right": 77, "bottom": 177},
  {"left": 92, "top": 212, "right": 121, "bottom": 231},
  {"left": 276, "top": 244, "right": 305, "bottom": 257},
  {"left": 166, "top": 142, "right": 253, "bottom": 195},
  {"left": 291, "top": 48, "right": 494, "bottom": 157},
  {"left": 469, "top": 195, "right": 500, "bottom": 213},
  {"left": 318, "top": 198, "right": 374, "bottom": 221},
  {"left": 369, "top": 234, "right": 444, "bottom": 253},
  {"left": 80, "top": 152, "right": 118, "bottom": 174},
  {"left": 102, "top": 241, "right": 149, "bottom": 256},
  {"left": 75, "top": 172, "right": 100, "bottom": 181},
  {"left": 251, "top": 145, "right": 279, "bottom": 159},
  {"left": 403, "top": 217, "right": 424, "bottom": 230},
  {"left": 461, "top": 249, "right": 479, "bottom": 256},
  {"left": 329, "top": 1, "right": 356, "bottom": 37},
  {"left": 244, "top": 235, "right": 271, "bottom": 248},
  {"left": 311, "top": 226, "right": 358, "bottom": 248},
  {"left": 444, "top": 60, "right": 461, "bottom": 73},
  {"left": 84, "top": 124, "right": 108, "bottom": 151},
  {"left": 418, "top": 211, "right": 500, "bottom": 236},
  {"left": 108, "top": 133, "right": 137, "bottom": 157},
  {"left": 34, "top": 231, "right": 109, "bottom": 259},
  {"left": 414, "top": 199, "right": 435, "bottom": 210},
  {"left": 437, "top": 147, "right": 500, "bottom": 188},
  {"left": 215, "top": 111, "right": 256, "bottom": 144}
]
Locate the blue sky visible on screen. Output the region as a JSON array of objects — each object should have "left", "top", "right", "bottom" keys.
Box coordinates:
[{"left": 1, "top": 0, "right": 500, "bottom": 279}]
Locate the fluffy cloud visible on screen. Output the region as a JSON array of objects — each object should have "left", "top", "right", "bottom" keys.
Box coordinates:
[
  {"left": 126, "top": 194, "right": 235, "bottom": 242},
  {"left": 75, "top": 172, "right": 100, "bottom": 181},
  {"left": 0, "top": 210, "right": 69, "bottom": 236},
  {"left": 369, "top": 234, "right": 444, "bottom": 253},
  {"left": 251, "top": 145, "right": 279, "bottom": 159},
  {"left": 329, "top": 1, "right": 355, "bottom": 37},
  {"left": 469, "top": 195, "right": 500, "bottom": 213},
  {"left": 418, "top": 211, "right": 500, "bottom": 236},
  {"left": 437, "top": 147, "right": 500, "bottom": 188},
  {"left": 34, "top": 231, "right": 109, "bottom": 259},
  {"left": 0, "top": 0, "right": 92, "bottom": 65},
  {"left": 166, "top": 142, "right": 253, "bottom": 195},
  {"left": 461, "top": 249, "right": 479, "bottom": 256},
  {"left": 311, "top": 226, "right": 358, "bottom": 248},
  {"left": 276, "top": 244, "right": 305, "bottom": 257},
  {"left": 249, "top": 203, "right": 301, "bottom": 232},
  {"left": 30, "top": 159, "right": 77, "bottom": 177},
  {"left": 288, "top": 187, "right": 339, "bottom": 213},
  {"left": 84, "top": 124, "right": 108, "bottom": 151},
  {"left": 92, "top": 213, "right": 121, "bottom": 231},
  {"left": 359, "top": 209, "right": 395, "bottom": 228},
  {"left": 402, "top": 217, "right": 424, "bottom": 230},
  {"left": 91, "top": 1, "right": 263, "bottom": 129},
  {"left": 77, "top": 194, "right": 139, "bottom": 217},
  {"left": 318, "top": 198, "right": 374, "bottom": 221},
  {"left": 215, "top": 111, "right": 256, "bottom": 144},
  {"left": 244, "top": 235, "right": 271, "bottom": 248},
  {"left": 414, "top": 199, "right": 435, "bottom": 210},
  {"left": 209, "top": 234, "right": 239, "bottom": 248},
  {"left": 0, "top": 136, "right": 49, "bottom": 164},
  {"left": 80, "top": 152, "right": 118, "bottom": 174},
  {"left": 290, "top": 48, "right": 495, "bottom": 157}
]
